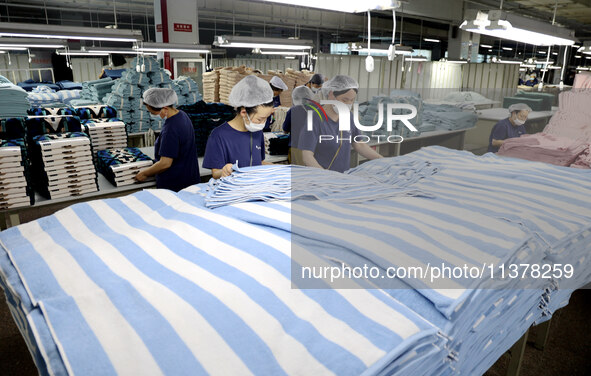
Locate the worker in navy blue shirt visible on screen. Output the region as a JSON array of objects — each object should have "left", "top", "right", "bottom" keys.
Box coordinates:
[
  {"left": 488, "top": 103, "right": 532, "bottom": 153},
  {"left": 299, "top": 75, "right": 383, "bottom": 172},
  {"left": 135, "top": 88, "right": 199, "bottom": 191},
  {"left": 283, "top": 85, "right": 314, "bottom": 164},
  {"left": 203, "top": 75, "right": 275, "bottom": 179},
  {"left": 263, "top": 76, "right": 289, "bottom": 132}
]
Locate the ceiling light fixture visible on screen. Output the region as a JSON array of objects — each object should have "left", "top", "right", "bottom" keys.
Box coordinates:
[
  {"left": 135, "top": 42, "right": 210, "bottom": 54},
  {"left": 423, "top": 38, "right": 440, "bottom": 43},
  {"left": 259, "top": 0, "right": 400, "bottom": 13},
  {"left": 260, "top": 50, "right": 309, "bottom": 55},
  {"left": 0, "top": 22, "right": 143, "bottom": 42},
  {"left": 214, "top": 35, "right": 313, "bottom": 50},
  {"left": 460, "top": 10, "right": 576, "bottom": 46}
]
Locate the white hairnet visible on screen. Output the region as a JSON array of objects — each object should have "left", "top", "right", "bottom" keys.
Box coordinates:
[
  {"left": 292, "top": 85, "right": 314, "bottom": 106},
  {"left": 143, "top": 87, "right": 178, "bottom": 108},
  {"left": 321, "top": 75, "right": 359, "bottom": 97},
  {"left": 508, "top": 103, "right": 532, "bottom": 113},
  {"left": 229, "top": 75, "right": 274, "bottom": 108},
  {"left": 270, "top": 76, "right": 288, "bottom": 91}
]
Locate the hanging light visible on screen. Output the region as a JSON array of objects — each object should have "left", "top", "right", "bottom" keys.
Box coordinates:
[
  {"left": 0, "top": 22, "right": 143, "bottom": 42},
  {"left": 214, "top": 35, "right": 313, "bottom": 50},
  {"left": 0, "top": 38, "right": 66, "bottom": 49},
  {"left": 460, "top": 10, "right": 576, "bottom": 46},
  {"left": 135, "top": 42, "right": 210, "bottom": 54}
]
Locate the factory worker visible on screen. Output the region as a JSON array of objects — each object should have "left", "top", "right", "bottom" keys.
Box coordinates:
[
  {"left": 282, "top": 85, "right": 314, "bottom": 164},
  {"left": 305, "top": 73, "right": 325, "bottom": 94},
  {"left": 203, "top": 75, "right": 275, "bottom": 179},
  {"left": 263, "top": 76, "right": 289, "bottom": 131},
  {"left": 135, "top": 88, "right": 200, "bottom": 191},
  {"left": 488, "top": 103, "right": 532, "bottom": 153},
  {"left": 299, "top": 75, "right": 383, "bottom": 172}
]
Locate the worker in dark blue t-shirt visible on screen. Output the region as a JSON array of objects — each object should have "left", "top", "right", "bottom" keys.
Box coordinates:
[
  {"left": 298, "top": 75, "right": 383, "bottom": 172},
  {"left": 263, "top": 76, "right": 288, "bottom": 132},
  {"left": 135, "top": 88, "right": 199, "bottom": 191},
  {"left": 203, "top": 75, "right": 275, "bottom": 179},
  {"left": 488, "top": 103, "right": 532, "bottom": 153}
]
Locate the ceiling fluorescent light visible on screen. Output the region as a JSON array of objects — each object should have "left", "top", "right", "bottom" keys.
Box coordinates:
[
  {"left": 575, "top": 55, "right": 582, "bottom": 58},
  {"left": 538, "top": 50, "right": 547, "bottom": 54},
  {"left": 407, "top": 56, "right": 428, "bottom": 62},
  {"left": 444, "top": 59, "right": 468, "bottom": 64},
  {"left": 497, "top": 59, "right": 522, "bottom": 64},
  {"left": 136, "top": 42, "right": 210, "bottom": 54},
  {"left": 576, "top": 67, "right": 590, "bottom": 71},
  {"left": 0, "top": 47, "right": 28, "bottom": 51},
  {"left": 520, "top": 64, "right": 536, "bottom": 68},
  {"left": 578, "top": 42, "right": 591, "bottom": 55},
  {"left": 261, "top": 50, "right": 309, "bottom": 55},
  {"left": 423, "top": 38, "right": 440, "bottom": 43},
  {"left": 87, "top": 47, "right": 157, "bottom": 55},
  {"left": 502, "top": 47, "right": 513, "bottom": 51},
  {"left": 480, "top": 44, "right": 493, "bottom": 48},
  {"left": 214, "top": 35, "right": 313, "bottom": 50},
  {"left": 259, "top": 0, "right": 400, "bottom": 13},
  {"left": 573, "top": 45, "right": 580, "bottom": 48},
  {"left": 533, "top": 60, "right": 554, "bottom": 65},
  {"left": 0, "top": 37, "right": 66, "bottom": 49},
  {"left": 349, "top": 42, "right": 412, "bottom": 55},
  {"left": 0, "top": 22, "right": 142, "bottom": 42},
  {"left": 56, "top": 49, "right": 109, "bottom": 56},
  {"left": 546, "top": 66, "right": 561, "bottom": 69},
  {"left": 460, "top": 10, "right": 576, "bottom": 46},
  {"left": 285, "top": 56, "right": 297, "bottom": 59}
]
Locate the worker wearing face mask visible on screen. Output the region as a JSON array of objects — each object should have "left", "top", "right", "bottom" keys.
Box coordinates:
[
  {"left": 282, "top": 85, "right": 314, "bottom": 164},
  {"left": 299, "top": 75, "right": 383, "bottom": 172},
  {"left": 263, "top": 75, "right": 289, "bottom": 132},
  {"left": 488, "top": 103, "right": 532, "bottom": 153},
  {"left": 305, "top": 73, "right": 325, "bottom": 94},
  {"left": 135, "top": 88, "right": 199, "bottom": 191},
  {"left": 203, "top": 75, "right": 275, "bottom": 179}
]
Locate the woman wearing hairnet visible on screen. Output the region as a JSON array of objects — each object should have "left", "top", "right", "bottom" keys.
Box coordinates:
[
  {"left": 305, "top": 73, "right": 325, "bottom": 94},
  {"left": 298, "top": 75, "right": 383, "bottom": 172},
  {"left": 135, "top": 88, "right": 199, "bottom": 191},
  {"left": 488, "top": 103, "right": 531, "bottom": 153},
  {"left": 203, "top": 75, "right": 275, "bottom": 179},
  {"left": 263, "top": 75, "right": 289, "bottom": 132},
  {"left": 283, "top": 85, "right": 314, "bottom": 164}
]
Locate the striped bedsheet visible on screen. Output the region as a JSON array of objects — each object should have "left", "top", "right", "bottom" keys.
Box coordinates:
[
  {"left": 0, "top": 188, "right": 446, "bottom": 376},
  {"left": 1, "top": 146, "right": 591, "bottom": 375}
]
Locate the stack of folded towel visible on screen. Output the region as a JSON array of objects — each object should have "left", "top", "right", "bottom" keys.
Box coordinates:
[{"left": 96, "top": 147, "right": 154, "bottom": 186}]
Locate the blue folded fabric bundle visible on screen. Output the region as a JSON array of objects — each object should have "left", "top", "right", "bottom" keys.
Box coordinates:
[
  {"left": 68, "top": 98, "right": 100, "bottom": 107},
  {"left": 175, "top": 76, "right": 199, "bottom": 93},
  {"left": 56, "top": 80, "right": 82, "bottom": 90},
  {"left": 31, "top": 85, "right": 56, "bottom": 93},
  {"left": 100, "top": 69, "right": 126, "bottom": 80},
  {"left": 148, "top": 69, "right": 173, "bottom": 85},
  {"left": 423, "top": 104, "right": 478, "bottom": 131},
  {"left": 360, "top": 93, "right": 423, "bottom": 138},
  {"left": 0, "top": 83, "right": 30, "bottom": 117},
  {"left": 127, "top": 120, "right": 153, "bottom": 134},
  {"left": 112, "top": 81, "right": 143, "bottom": 97},
  {"left": 80, "top": 78, "right": 116, "bottom": 103},
  {"left": 182, "top": 92, "right": 202, "bottom": 106},
  {"left": 17, "top": 79, "right": 60, "bottom": 92},
  {"left": 130, "top": 56, "right": 160, "bottom": 72},
  {"left": 120, "top": 70, "right": 150, "bottom": 86}
]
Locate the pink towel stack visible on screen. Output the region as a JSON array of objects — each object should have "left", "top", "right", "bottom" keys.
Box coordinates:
[
  {"left": 499, "top": 133, "right": 588, "bottom": 167},
  {"left": 573, "top": 72, "right": 591, "bottom": 90}
]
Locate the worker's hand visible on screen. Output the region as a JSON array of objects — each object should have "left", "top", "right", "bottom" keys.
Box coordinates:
[
  {"left": 134, "top": 170, "right": 148, "bottom": 182},
  {"left": 221, "top": 163, "right": 234, "bottom": 177}
]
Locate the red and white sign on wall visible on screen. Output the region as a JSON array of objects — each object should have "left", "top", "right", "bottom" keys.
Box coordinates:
[
  {"left": 156, "top": 24, "right": 163, "bottom": 32},
  {"left": 173, "top": 23, "right": 192, "bottom": 32}
]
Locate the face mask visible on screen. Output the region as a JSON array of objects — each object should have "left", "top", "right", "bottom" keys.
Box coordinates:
[
  {"left": 244, "top": 113, "right": 266, "bottom": 132},
  {"left": 311, "top": 87, "right": 320, "bottom": 94},
  {"left": 150, "top": 112, "right": 162, "bottom": 120},
  {"left": 513, "top": 117, "right": 526, "bottom": 126}
]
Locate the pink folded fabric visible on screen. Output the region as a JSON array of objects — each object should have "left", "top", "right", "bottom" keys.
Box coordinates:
[
  {"left": 498, "top": 133, "right": 589, "bottom": 167},
  {"left": 571, "top": 146, "right": 591, "bottom": 169},
  {"left": 573, "top": 72, "right": 591, "bottom": 90}
]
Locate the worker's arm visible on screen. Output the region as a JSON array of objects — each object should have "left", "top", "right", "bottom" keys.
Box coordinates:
[
  {"left": 492, "top": 139, "right": 505, "bottom": 148},
  {"left": 211, "top": 163, "right": 234, "bottom": 179},
  {"left": 302, "top": 150, "right": 324, "bottom": 169},
  {"left": 261, "top": 160, "right": 274, "bottom": 165},
  {"left": 353, "top": 142, "right": 384, "bottom": 160},
  {"left": 135, "top": 156, "right": 173, "bottom": 181}
]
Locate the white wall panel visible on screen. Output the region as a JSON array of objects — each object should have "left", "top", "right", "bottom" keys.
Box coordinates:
[
  {"left": 71, "top": 58, "right": 104, "bottom": 83},
  {"left": 211, "top": 58, "right": 299, "bottom": 72}
]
